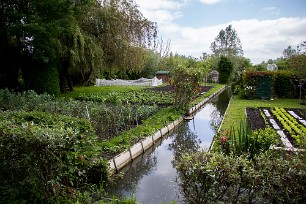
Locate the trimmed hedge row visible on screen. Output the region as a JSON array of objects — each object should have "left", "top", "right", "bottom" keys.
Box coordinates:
[
  {"left": 242, "top": 70, "right": 300, "bottom": 98},
  {"left": 0, "top": 111, "right": 107, "bottom": 203}
]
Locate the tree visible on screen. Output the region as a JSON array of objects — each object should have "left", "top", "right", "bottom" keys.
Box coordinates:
[
  {"left": 94, "top": 0, "right": 157, "bottom": 79},
  {"left": 210, "top": 25, "right": 243, "bottom": 57},
  {"left": 287, "top": 54, "right": 306, "bottom": 78},
  {"left": 283, "top": 45, "right": 297, "bottom": 58},
  {"left": 218, "top": 56, "right": 233, "bottom": 84},
  {"left": 0, "top": 0, "right": 158, "bottom": 93}
]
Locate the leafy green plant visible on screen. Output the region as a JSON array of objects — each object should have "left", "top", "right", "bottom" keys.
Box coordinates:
[
  {"left": 77, "top": 89, "right": 174, "bottom": 106},
  {"left": 250, "top": 128, "right": 280, "bottom": 153},
  {"left": 177, "top": 150, "right": 306, "bottom": 204},
  {"left": 214, "top": 120, "right": 279, "bottom": 156},
  {"left": 271, "top": 107, "right": 306, "bottom": 146},
  {"left": 0, "top": 111, "right": 107, "bottom": 203},
  {"left": 229, "top": 119, "right": 252, "bottom": 155},
  {"left": 170, "top": 65, "right": 203, "bottom": 111}
]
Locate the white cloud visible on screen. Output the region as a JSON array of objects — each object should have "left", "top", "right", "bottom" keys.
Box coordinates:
[
  {"left": 135, "top": 0, "right": 306, "bottom": 64},
  {"left": 136, "top": 0, "right": 189, "bottom": 26},
  {"left": 157, "top": 17, "right": 306, "bottom": 64},
  {"left": 199, "top": 0, "right": 223, "bottom": 5},
  {"left": 137, "top": 0, "right": 184, "bottom": 10}
]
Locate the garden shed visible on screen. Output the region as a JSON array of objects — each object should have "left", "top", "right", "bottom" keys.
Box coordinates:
[
  {"left": 156, "top": 70, "right": 170, "bottom": 83},
  {"left": 209, "top": 70, "right": 219, "bottom": 82}
]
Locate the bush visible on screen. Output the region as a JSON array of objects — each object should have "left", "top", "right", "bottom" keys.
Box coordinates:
[
  {"left": 218, "top": 56, "right": 233, "bottom": 84},
  {"left": 177, "top": 151, "right": 306, "bottom": 204},
  {"left": 273, "top": 70, "right": 297, "bottom": 98},
  {"left": 213, "top": 120, "right": 279, "bottom": 156},
  {"left": 24, "top": 64, "right": 61, "bottom": 96},
  {"left": 0, "top": 111, "right": 107, "bottom": 203},
  {"left": 170, "top": 65, "right": 203, "bottom": 111},
  {"left": 242, "top": 70, "right": 297, "bottom": 98}
]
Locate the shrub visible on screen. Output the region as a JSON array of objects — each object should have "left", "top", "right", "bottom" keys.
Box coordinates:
[
  {"left": 218, "top": 56, "right": 233, "bottom": 84},
  {"left": 273, "top": 70, "right": 296, "bottom": 98},
  {"left": 178, "top": 151, "right": 306, "bottom": 204},
  {"left": 24, "top": 64, "right": 61, "bottom": 96},
  {"left": 242, "top": 70, "right": 297, "bottom": 98},
  {"left": 170, "top": 65, "right": 203, "bottom": 111},
  {"left": 0, "top": 111, "right": 107, "bottom": 203},
  {"left": 213, "top": 120, "right": 279, "bottom": 156}
]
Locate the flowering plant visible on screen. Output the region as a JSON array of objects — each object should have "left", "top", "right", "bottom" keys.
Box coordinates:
[{"left": 216, "top": 130, "right": 230, "bottom": 154}]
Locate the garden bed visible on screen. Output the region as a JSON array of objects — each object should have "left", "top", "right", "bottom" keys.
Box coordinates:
[
  {"left": 246, "top": 107, "right": 306, "bottom": 148},
  {"left": 147, "top": 85, "right": 213, "bottom": 93}
]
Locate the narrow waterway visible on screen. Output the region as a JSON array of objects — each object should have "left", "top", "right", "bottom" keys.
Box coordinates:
[{"left": 106, "top": 88, "right": 232, "bottom": 203}]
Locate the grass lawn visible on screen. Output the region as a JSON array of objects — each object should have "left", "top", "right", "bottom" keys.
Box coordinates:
[{"left": 221, "top": 95, "right": 306, "bottom": 131}]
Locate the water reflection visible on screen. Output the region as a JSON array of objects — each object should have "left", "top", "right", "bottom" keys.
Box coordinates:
[{"left": 105, "top": 88, "right": 231, "bottom": 204}]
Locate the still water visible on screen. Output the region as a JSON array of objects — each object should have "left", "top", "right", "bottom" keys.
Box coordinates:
[{"left": 106, "top": 88, "right": 231, "bottom": 203}]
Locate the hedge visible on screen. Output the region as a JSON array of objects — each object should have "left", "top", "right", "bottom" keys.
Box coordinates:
[
  {"left": 242, "top": 70, "right": 299, "bottom": 98},
  {"left": 0, "top": 111, "right": 107, "bottom": 203}
]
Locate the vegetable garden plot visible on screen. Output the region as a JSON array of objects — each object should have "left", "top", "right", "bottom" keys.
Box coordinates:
[{"left": 246, "top": 107, "right": 306, "bottom": 148}]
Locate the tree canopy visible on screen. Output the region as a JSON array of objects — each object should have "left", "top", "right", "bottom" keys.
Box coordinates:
[
  {"left": 210, "top": 25, "right": 243, "bottom": 57},
  {"left": 0, "top": 0, "right": 158, "bottom": 94}
]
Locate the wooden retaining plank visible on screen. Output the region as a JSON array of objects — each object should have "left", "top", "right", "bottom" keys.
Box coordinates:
[
  {"left": 130, "top": 142, "right": 143, "bottom": 160},
  {"left": 113, "top": 151, "right": 132, "bottom": 171},
  {"left": 269, "top": 118, "right": 281, "bottom": 130},
  {"left": 277, "top": 130, "right": 293, "bottom": 148},
  {"left": 142, "top": 137, "right": 154, "bottom": 151}
]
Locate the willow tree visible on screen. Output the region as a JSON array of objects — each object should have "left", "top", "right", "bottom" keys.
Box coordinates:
[
  {"left": 0, "top": 0, "right": 157, "bottom": 93},
  {"left": 97, "top": 0, "right": 157, "bottom": 79},
  {"left": 0, "top": 0, "right": 100, "bottom": 93}
]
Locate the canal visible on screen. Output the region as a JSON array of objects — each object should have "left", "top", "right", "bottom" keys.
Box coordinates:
[{"left": 106, "top": 88, "right": 232, "bottom": 203}]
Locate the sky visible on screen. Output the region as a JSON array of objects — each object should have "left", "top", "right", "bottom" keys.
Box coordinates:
[{"left": 134, "top": 0, "right": 306, "bottom": 64}]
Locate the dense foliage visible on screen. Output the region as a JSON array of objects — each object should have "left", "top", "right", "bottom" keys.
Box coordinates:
[
  {"left": 0, "top": 0, "right": 157, "bottom": 94},
  {"left": 0, "top": 89, "right": 160, "bottom": 141},
  {"left": 0, "top": 111, "right": 107, "bottom": 203},
  {"left": 0, "top": 87, "right": 185, "bottom": 202},
  {"left": 178, "top": 116, "right": 306, "bottom": 203},
  {"left": 218, "top": 56, "right": 233, "bottom": 84},
  {"left": 178, "top": 150, "right": 306, "bottom": 204},
  {"left": 77, "top": 89, "right": 174, "bottom": 106},
  {"left": 241, "top": 70, "right": 300, "bottom": 99},
  {"left": 170, "top": 65, "right": 204, "bottom": 111}
]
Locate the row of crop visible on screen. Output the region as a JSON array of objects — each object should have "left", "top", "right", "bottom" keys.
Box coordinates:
[
  {"left": 77, "top": 89, "right": 174, "bottom": 106},
  {"left": 271, "top": 107, "right": 306, "bottom": 145},
  {"left": 0, "top": 89, "right": 159, "bottom": 141}
]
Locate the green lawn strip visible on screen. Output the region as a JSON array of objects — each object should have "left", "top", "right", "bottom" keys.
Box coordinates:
[
  {"left": 99, "top": 107, "right": 184, "bottom": 155},
  {"left": 221, "top": 95, "right": 306, "bottom": 132},
  {"left": 190, "top": 84, "right": 225, "bottom": 108},
  {"left": 59, "top": 85, "right": 147, "bottom": 98}
]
